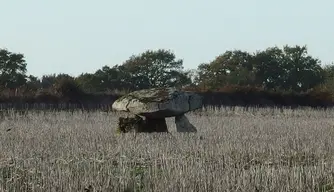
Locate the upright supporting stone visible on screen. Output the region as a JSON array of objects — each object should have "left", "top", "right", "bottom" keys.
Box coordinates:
[
  {"left": 175, "top": 114, "right": 197, "bottom": 132},
  {"left": 145, "top": 118, "right": 169, "bottom": 132}
]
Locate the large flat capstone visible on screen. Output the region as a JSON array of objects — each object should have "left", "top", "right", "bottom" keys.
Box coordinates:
[{"left": 112, "top": 87, "right": 202, "bottom": 118}]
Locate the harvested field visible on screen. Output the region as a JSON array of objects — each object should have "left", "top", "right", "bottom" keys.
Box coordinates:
[{"left": 1, "top": 107, "right": 334, "bottom": 191}]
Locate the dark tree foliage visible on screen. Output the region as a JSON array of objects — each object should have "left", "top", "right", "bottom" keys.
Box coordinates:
[
  {"left": 121, "top": 49, "right": 191, "bottom": 89},
  {"left": 0, "top": 46, "right": 332, "bottom": 101},
  {"left": 0, "top": 48, "right": 27, "bottom": 89},
  {"left": 195, "top": 45, "right": 325, "bottom": 92},
  {"left": 253, "top": 45, "right": 324, "bottom": 91},
  {"left": 53, "top": 78, "right": 84, "bottom": 103}
]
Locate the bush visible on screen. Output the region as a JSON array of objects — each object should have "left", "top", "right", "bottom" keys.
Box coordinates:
[{"left": 52, "top": 78, "right": 85, "bottom": 102}]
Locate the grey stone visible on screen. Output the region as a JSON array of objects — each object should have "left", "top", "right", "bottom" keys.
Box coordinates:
[
  {"left": 112, "top": 87, "right": 202, "bottom": 133},
  {"left": 175, "top": 114, "right": 197, "bottom": 132},
  {"left": 112, "top": 87, "right": 202, "bottom": 118}
]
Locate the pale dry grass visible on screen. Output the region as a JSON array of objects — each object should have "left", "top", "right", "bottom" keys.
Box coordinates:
[{"left": 0, "top": 107, "right": 334, "bottom": 191}]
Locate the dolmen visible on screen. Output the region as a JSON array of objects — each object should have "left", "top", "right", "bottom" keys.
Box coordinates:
[{"left": 112, "top": 87, "right": 203, "bottom": 133}]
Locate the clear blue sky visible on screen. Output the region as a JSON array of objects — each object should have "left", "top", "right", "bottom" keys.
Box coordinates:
[{"left": 1, "top": 0, "right": 333, "bottom": 78}]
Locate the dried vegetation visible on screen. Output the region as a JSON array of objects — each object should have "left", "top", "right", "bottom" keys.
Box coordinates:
[{"left": 1, "top": 107, "right": 334, "bottom": 191}]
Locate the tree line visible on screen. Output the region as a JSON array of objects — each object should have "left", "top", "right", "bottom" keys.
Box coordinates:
[{"left": 1, "top": 45, "right": 334, "bottom": 98}]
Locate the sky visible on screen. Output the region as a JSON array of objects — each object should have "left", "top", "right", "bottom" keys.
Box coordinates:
[{"left": 1, "top": 0, "right": 333, "bottom": 78}]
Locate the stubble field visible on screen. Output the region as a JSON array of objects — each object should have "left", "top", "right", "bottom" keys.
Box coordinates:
[{"left": 0, "top": 107, "right": 334, "bottom": 192}]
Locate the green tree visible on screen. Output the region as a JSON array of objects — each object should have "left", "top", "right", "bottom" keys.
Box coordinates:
[
  {"left": 121, "top": 49, "right": 190, "bottom": 89},
  {"left": 195, "top": 63, "right": 217, "bottom": 89},
  {"left": 41, "top": 74, "right": 56, "bottom": 89},
  {"left": 75, "top": 73, "right": 101, "bottom": 92},
  {"left": 253, "top": 45, "right": 324, "bottom": 91},
  {"left": 26, "top": 75, "right": 41, "bottom": 91},
  {"left": 178, "top": 69, "right": 194, "bottom": 87},
  {"left": 41, "top": 73, "right": 74, "bottom": 89},
  {"left": 282, "top": 45, "right": 324, "bottom": 91},
  {"left": 253, "top": 46, "right": 286, "bottom": 89},
  {"left": 53, "top": 77, "right": 85, "bottom": 102},
  {"left": 93, "top": 65, "right": 133, "bottom": 91},
  {"left": 195, "top": 50, "right": 255, "bottom": 89},
  {"left": 0, "top": 48, "right": 28, "bottom": 89},
  {"left": 321, "top": 64, "right": 334, "bottom": 91}
]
